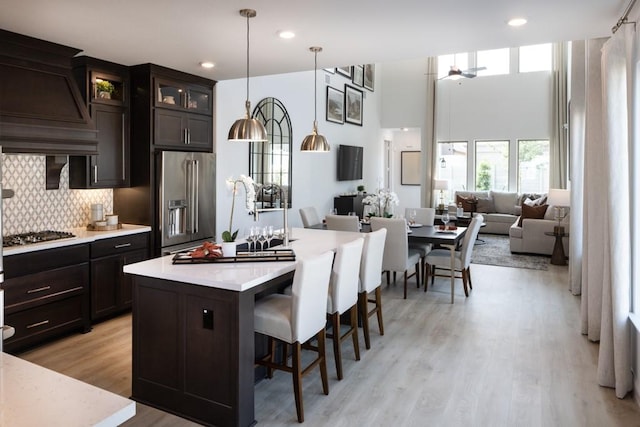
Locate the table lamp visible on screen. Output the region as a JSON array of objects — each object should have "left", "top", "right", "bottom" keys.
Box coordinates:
[
  {"left": 434, "top": 179, "right": 449, "bottom": 211},
  {"left": 547, "top": 188, "right": 570, "bottom": 234}
]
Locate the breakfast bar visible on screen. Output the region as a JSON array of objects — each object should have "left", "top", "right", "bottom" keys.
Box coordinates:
[{"left": 123, "top": 228, "right": 362, "bottom": 427}]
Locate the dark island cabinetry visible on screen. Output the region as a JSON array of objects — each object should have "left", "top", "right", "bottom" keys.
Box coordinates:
[{"left": 2, "top": 245, "right": 91, "bottom": 353}]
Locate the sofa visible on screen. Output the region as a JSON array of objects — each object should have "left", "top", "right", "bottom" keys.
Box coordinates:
[
  {"left": 453, "top": 190, "right": 521, "bottom": 235},
  {"left": 509, "top": 205, "right": 570, "bottom": 256}
]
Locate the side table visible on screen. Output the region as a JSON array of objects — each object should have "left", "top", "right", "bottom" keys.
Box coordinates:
[{"left": 544, "top": 230, "right": 569, "bottom": 265}]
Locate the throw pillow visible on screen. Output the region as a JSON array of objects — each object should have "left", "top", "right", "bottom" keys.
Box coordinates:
[
  {"left": 475, "top": 197, "right": 494, "bottom": 213},
  {"left": 456, "top": 194, "right": 477, "bottom": 212},
  {"left": 518, "top": 203, "right": 548, "bottom": 227}
]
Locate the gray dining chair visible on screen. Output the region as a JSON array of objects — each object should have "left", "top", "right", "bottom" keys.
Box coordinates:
[
  {"left": 425, "top": 214, "right": 484, "bottom": 303},
  {"left": 369, "top": 217, "right": 422, "bottom": 299},
  {"left": 326, "top": 214, "right": 360, "bottom": 232},
  {"left": 299, "top": 207, "right": 321, "bottom": 228}
]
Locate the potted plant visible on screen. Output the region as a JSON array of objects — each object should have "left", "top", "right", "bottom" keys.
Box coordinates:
[
  {"left": 222, "top": 175, "right": 256, "bottom": 257},
  {"left": 357, "top": 184, "right": 366, "bottom": 195},
  {"left": 95, "top": 79, "right": 114, "bottom": 99}
]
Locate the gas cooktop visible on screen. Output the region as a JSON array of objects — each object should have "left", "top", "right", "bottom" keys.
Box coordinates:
[{"left": 2, "top": 230, "right": 76, "bottom": 247}]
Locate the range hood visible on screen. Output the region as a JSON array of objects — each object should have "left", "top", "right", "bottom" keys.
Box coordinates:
[{"left": 0, "top": 29, "right": 98, "bottom": 155}]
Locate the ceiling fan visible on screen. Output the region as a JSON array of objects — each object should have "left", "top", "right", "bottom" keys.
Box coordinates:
[{"left": 443, "top": 66, "right": 487, "bottom": 79}]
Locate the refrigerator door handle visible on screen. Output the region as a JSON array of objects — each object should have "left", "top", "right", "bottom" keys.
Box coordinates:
[
  {"left": 186, "top": 160, "right": 195, "bottom": 235},
  {"left": 193, "top": 160, "right": 199, "bottom": 234}
]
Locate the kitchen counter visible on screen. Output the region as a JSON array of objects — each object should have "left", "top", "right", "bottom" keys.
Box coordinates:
[
  {"left": 3, "top": 224, "right": 151, "bottom": 256},
  {"left": 123, "top": 227, "right": 362, "bottom": 292},
  {"left": 0, "top": 352, "right": 135, "bottom": 426}
]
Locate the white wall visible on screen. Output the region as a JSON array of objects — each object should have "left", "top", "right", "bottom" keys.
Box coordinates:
[{"left": 215, "top": 69, "right": 382, "bottom": 239}]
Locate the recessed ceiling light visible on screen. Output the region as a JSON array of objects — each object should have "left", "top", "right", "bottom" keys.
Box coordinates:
[
  {"left": 278, "top": 30, "right": 295, "bottom": 39},
  {"left": 508, "top": 17, "right": 527, "bottom": 27},
  {"left": 199, "top": 61, "right": 215, "bottom": 69}
]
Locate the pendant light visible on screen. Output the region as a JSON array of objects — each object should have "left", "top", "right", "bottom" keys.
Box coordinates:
[
  {"left": 228, "top": 9, "right": 268, "bottom": 142},
  {"left": 300, "top": 46, "right": 330, "bottom": 152}
]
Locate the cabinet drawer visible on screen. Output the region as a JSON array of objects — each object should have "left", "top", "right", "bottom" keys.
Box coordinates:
[
  {"left": 4, "top": 244, "right": 89, "bottom": 279},
  {"left": 3, "top": 264, "right": 88, "bottom": 313},
  {"left": 3, "top": 295, "right": 85, "bottom": 352},
  {"left": 90, "top": 233, "right": 148, "bottom": 258}
]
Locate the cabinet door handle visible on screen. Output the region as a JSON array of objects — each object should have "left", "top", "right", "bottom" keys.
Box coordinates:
[
  {"left": 122, "top": 113, "right": 126, "bottom": 181},
  {"left": 27, "top": 320, "right": 50, "bottom": 329},
  {"left": 115, "top": 243, "right": 132, "bottom": 249},
  {"left": 187, "top": 129, "right": 191, "bottom": 145},
  {"left": 27, "top": 286, "right": 51, "bottom": 294},
  {"left": 183, "top": 128, "right": 188, "bottom": 144},
  {"left": 94, "top": 165, "right": 98, "bottom": 183}
]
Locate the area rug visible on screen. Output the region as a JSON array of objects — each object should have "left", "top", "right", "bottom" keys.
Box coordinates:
[{"left": 471, "top": 234, "right": 549, "bottom": 271}]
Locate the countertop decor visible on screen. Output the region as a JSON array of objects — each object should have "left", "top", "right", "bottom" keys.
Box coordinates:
[{"left": 223, "top": 175, "right": 256, "bottom": 242}]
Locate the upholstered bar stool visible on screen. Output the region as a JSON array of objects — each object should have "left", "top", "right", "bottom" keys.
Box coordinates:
[
  {"left": 254, "top": 250, "right": 334, "bottom": 423},
  {"left": 370, "top": 217, "right": 422, "bottom": 299},
  {"left": 326, "top": 214, "right": 360, "bottom": 232},
  {"left": 358, "top": 228, "right": 387, "bottom": 349},
  {"left": 326, "top": 237, "right": 364, "bottom": 380}
]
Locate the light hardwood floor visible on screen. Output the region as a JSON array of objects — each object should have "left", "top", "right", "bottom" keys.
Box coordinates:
[{"left": 19, "top": 263, "right": 640, "bottom": 426}]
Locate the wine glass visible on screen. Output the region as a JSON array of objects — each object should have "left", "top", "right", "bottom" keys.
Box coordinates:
[
  {"left": 441, "top": 212, "right": 450, "bottom": 230},
  {"left": 257, "top": 227, "right": 267, "bottom": 254},
  {"left": 246, "top": 226, "right": 257, "bottom": 255},
  {"left": 265, "top": 225, "right": 274, "bottom": 250},
  {"left": 409, "top": 209, "right": 416, "bottom": 226}
]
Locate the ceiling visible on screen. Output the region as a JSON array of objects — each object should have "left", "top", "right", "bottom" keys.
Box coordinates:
[{"left": 0, "top": 0, "right": 626, "bottom": 81}]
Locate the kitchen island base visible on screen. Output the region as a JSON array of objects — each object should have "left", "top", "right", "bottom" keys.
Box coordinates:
[{"left": 131, "top": 272, "right": 293, "bottom": 427}]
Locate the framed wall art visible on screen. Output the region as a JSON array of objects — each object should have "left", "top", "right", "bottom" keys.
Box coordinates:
[
  {"left": 364, "top": 64, "right": 375, "bottom": 91},
  {"left": 401, "top": 151, "right": 421, "bottom": 185},
  {"left": 352, "top": 65, "right": 364, "bottom": 87},
  {"left": 326, "top": 86, "right": 344, "bottom": 124},
  {"left": 344, "top": 84, "right": 363, "bottom": 126},
  {"left": 336, "top": 66, "right": 352, "bottom": 78}
]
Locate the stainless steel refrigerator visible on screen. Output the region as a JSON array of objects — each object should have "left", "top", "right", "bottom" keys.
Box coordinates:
[{"left": 157, "top": 151, "right": 215, "bottom": 254}]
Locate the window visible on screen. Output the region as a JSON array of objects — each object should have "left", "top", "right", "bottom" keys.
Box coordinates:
[
  {"left": 475, "top": 140, "right": 509, "bottom": 191},
  {"left": 476, "top": 48, "right": 510, "bottom": 76},
  {"left": 437, "top": 141, "right": 467, "bottom": 202},
  {"left": 519, "top": 43, "right": 552, "bottom": 73},
  {"left": 518, "top": 139, "right": 550, "bottom": 193},
  {"left": 437, "top": 53, "right": 468, "bottom": 79}
]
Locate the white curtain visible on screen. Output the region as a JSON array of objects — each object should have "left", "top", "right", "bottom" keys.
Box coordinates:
[
  {"left": 550, "top": 42, "right": 569, "bottom": 189},
  {"left": 422, "top": 56, "right": 437, "bottom": 208},
  {"left": 580, "top": 26, "right": 635, "bottom": 399}
]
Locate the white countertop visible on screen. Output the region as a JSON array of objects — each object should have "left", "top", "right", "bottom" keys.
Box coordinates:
[
  {"left": 123, "top": 228, "right": 363, "bottom": 292},
  {"left": 3, "top": 224, "right": 152, "bottom": 256},
  {"left": 0, "top": 352, "right": 136, "bottom": 426}
]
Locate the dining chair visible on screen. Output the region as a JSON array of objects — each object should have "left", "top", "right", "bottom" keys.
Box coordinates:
[
  {"left": 254, "top": 250, "right": 334, "bottom": 423},
  {"left": 370, "top": 217, "right": 422, "bottom": 299},
  {"left": 325, "top": 214, "right": 360, "bottom": 232},
  {"left": 358, "top": 228, "right": 387, "bottom": 349},
  {"left": 299, "top": 206, "right": 321, "bottom": 228},
  {"left": 405, "top": 207, "right": 436, "bottom": 284},
  {"left": 326, "top": 237, "right": 364, "bottom": 380},
  {"left": 405, "top": 207, "right": 436, "bottom": 226},
  {"left": 425, "top": 214, "right": 484, "bottom": 302}
]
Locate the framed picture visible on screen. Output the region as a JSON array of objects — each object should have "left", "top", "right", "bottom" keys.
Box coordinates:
[
  {"left": 352, "top": 65, "right": 364, "bottom": 87},
  {"left": 364, "top": 64, "right": 375, "bottom": 91},
  {"left": 336, "top": 66, "right": 352, "bottom": 78},
  {"left": 326, "top": 86, "right": 344, "bottom": 124},
  {"left": 323, "top": 67, "right": 335, "bottom": 74},
  {"left": 401, "top": 151, "right": 421, "bottom": 185},
  {"left": 344, "top": 84, "right": 363, "bottom": 126}
]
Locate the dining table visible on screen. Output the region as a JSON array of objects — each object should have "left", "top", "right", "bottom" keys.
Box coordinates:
[{"left": 312, "top": 220, "right": 467, "bottom": 302}]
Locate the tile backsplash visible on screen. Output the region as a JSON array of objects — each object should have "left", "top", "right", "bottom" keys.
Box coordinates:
[{"left": 2, "top": 154, "right": 113, "bottom": 235}]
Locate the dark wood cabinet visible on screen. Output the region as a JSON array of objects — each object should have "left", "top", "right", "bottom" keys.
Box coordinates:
[
  {"left": 334, "top": 194, "right": 365, "bottom": 218},
  {"left": 129, "top": 63, "right": 214, "bottom": 153},
  {"left": 2, "top": 244, "right": 91, "bottom": 353},
  {"left": 70, "top": 57, "right": 130, "bottom": 188},
  {"left": 90, "top": 233, "right": 149, "bottom": 322}
]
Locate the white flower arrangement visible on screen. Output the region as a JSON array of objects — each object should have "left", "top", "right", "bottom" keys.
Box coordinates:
[
  {"left": 223, "top": 175, "right": 256, "bottom": 242},
  {"left": 362, "top": 188, "right": 399, "bottom": 217}
]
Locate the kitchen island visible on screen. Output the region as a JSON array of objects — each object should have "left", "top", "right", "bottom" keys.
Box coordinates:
[
  {"left": 0, "top": 352, "right": 135, "bottom": 426},
  {"left": 123, "top": 228, "right": 362, "bottom": 427}
]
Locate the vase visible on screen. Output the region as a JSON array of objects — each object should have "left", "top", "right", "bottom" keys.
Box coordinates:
[
  {"left": 221, "top": 242, "right": 237, "bottom": 258},
  {"left": 98, "top": 91, "right": 111, "bottom": 99}
]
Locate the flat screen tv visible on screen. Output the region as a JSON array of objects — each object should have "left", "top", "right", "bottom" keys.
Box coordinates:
[{"left": 337, "top": 144, "right": 363, "bottom": 181}]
